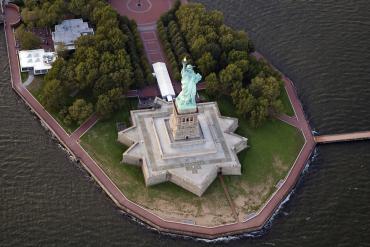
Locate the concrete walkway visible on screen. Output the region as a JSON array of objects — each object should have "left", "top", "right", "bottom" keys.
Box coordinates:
[
  {"left": 23, "top": 72, "right": 34, "bottom": 87},
  {"left": 276, "top": 113, "right": 299, "bottom": 128}
]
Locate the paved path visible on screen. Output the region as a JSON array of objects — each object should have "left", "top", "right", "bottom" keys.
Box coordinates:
[
  {"left": 110, "top": 0, "right": 169, "bottom": 64},
  {"left": 110, "top": 0, "right": 172, "bottom": 26},
  {"left": 23, "top": 72, "right": 34, "bottom": 86},
  {"left": 111, "top": 0, "right": 185, "bottom": 95},
  {"left": 275, "top": 114, "right": 299, "bottom": 128},
  {"left": 3, "top": 1, "right": 319, "bottom": 239},
  {"left": 218, "top": 175, "right": 239, "bottom": 222},
  {"left": 70, "top": 113, "right": 99, "bottom": 141},
  {"left": 138, "top": 24, "right": 165, "bottom": 64}
]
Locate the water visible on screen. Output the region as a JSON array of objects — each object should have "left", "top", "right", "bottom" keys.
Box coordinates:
[{"left": 1, "top": 0, "right": 370, "bottom": 246}]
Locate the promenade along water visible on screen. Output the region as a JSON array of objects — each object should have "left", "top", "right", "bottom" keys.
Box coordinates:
[{"left": 1, "top": 0, "right": 370, "bottom": 246}]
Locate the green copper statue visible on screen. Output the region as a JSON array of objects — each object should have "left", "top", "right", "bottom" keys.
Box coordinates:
[{"left": 176, "top": 57, "right": 202, "bottom": 112}]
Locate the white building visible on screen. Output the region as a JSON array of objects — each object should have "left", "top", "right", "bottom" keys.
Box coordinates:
[
  {"left": 18, "top": 49, "right": 57, "bottom": 75},
  {"left": 152, "top": 62, "right": 175, "bottom": 101},
  {"left": 52, "top": 18, "right": 94, "bottom": 51}
]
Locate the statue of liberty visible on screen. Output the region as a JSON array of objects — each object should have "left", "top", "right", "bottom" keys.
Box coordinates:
[{"left": 176, "top": 57, "right": 202, "bottom": 112}]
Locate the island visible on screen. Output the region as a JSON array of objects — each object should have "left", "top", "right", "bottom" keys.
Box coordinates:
[{"left": 2, "top": 0, "right": 321, "bottom": 239}]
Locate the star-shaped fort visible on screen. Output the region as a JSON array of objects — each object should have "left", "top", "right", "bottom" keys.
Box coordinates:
[{"left": 118, "top": 59, "right": 248, "bottom": 196}]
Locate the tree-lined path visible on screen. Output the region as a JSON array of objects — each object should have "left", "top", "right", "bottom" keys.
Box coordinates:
[
  {"left": 111, "top": 0, "right": 185, "bottom": 95},
  {"left": 110, "top": 0, "right": 172, "bottom": 64}
]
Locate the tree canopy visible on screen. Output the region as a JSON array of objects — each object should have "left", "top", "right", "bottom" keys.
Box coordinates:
[
  {"left": 21, "top": 0, "right": 152, "bottom": 124},
  {"left": 158, "top": 2, "right": 284, "bottom": 127},
  {"left": 15, "top": 25, "right": 41, "bottom": 49}
]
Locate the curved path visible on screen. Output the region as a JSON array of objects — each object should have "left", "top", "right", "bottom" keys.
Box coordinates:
[{"left": 4, "top": 2, "right": 316, "bottom": 239}]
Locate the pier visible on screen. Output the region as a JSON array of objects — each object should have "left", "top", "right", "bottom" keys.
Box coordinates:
[{"left": 315, "top": 131, "right": 370, "bottom": 144}]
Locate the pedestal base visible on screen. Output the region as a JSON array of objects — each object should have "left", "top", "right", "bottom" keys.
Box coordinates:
[{"left": 170, "top": 101, "right": 200, "bottom": 141}]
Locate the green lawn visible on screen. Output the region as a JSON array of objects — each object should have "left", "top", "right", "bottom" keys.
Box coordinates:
[
  {"left": 21, "top": 72, "right": 28, "bottom": 83},
  {"left": 280, "top": 87, "right": 295, "bottom": 116},
  {"left": 80, "top": 97, "right": 304, "bottom": 222},
  {"left": 27, "top": 77, "right": 79, "bottom": 133},
  {"left": 80, "top": 101, "right": 221, "bottom": 201},
  {"left": 217, "top": 98, "right": 304, "bottom": 213},
  {"left": 80, "top": 102, "right": 235, "bottom": 224}
]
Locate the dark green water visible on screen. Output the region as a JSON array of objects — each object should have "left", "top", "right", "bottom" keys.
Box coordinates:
[{"left": 1, "top": 1, "right": 370, "bottom": 246}]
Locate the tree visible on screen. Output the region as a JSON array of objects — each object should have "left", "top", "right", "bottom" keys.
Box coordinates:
[
  {"left": 219, "top": 64, "right": 243, "bottom": 93},
  {"left": 59, "top": 107, "right": 72, "bottom": 126},
  {"left": 15, "top": 26, "right": 41, "bottom": 50},
  {"left": 250, "top": 76, "right": 281, "bottom": 103},
  {"left": 234, "top": 59, "right": 249, "bottom": 75},
  {"left": 55, "top": 43, "right": 68, "bottom": 59},
  {"left": 21, "top": 0, "right": 144, "bottom": 119},
  {"left": 228, "top": 50, "right": 248, "bottom": 63},
  {"left": 21, "top": 8, "right": 40, "bottom": 27},
  {"left": 190, "top": 36, "right": 207, "bottom": 59},
  {"left": 108, "top": 87, "right": 124, "bottom": 110},
  {"left": 231, "top": 31, "right": 251, "bottom": 52},
  {"left": 219, "top": 33, "right": 234, "bottom": 52},
  {"left": 68, "top": 0, "right": 90, "bottom": 19},
  {"left": 204, "top": 72, "right": 220, "bottom": 96},
  {"left": 38, "top": 0, "right": 67, "bottom": 27},
  {"left": 250, "top": 98, "right": 269, "bottom": 128},
  {"left": 41, "top": 79, "right": 67, "bottom": 111},
  {"left": 96, "top": 94, "right": 114, "bottom": 118},
  {"left": 91, "top": 5, "right": 118, "bottom": 27},
  {"left": 68, "top": 99, "right": 93, "bottom": 125},
  {"left": 196, "top": 52, "right": 216, "bottom": 76},
  {"left": 204, "top": 42, "right": 221, "bottom": 60},
  {"left": 231, "top": 88, "right": 255, "bottom": 116},
  {"left": 93, "top": 87, "right": 124, "bottom": 113}
]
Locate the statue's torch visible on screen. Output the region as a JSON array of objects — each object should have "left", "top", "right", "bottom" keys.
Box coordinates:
[{"left": 182, "top": 57, "right": 187, "bottom": 67}]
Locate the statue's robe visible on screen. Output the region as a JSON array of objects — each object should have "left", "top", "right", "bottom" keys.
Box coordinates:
[{"left": 177, "top": 66, "right": 202, "bottom": 107}]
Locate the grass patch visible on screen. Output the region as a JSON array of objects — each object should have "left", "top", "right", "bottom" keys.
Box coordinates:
[
  {"left": 80, "top": 101, "right": 202, "bottom": 201},
  {"left": 21, "top": 72, "right": 28, "bottom": 83},
  {"left": 27, "top": 75, "right": 44, "bottom": 99},
  {"left": 27, "top": 76, "right": 79, "bottom": 133},
  {"left": 217, "top": 98, "right": 303, "bottom": 184},
  {"left": 80, "top": 97, "right": 304, "bottom": 222},
  {"left": 280, "top": 88, "right": 295, "bottom": 116},
  {"left": 216, "top": 98, "right": 304, "bottom": 214},
  {"left": 80, "top": 102, "right": 235, "bottom": 224}
]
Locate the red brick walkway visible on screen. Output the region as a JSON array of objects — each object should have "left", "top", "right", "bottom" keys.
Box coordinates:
[
  {"left": 70, "top": 114, "right": 99, "bottom": 141},
  {"left": 110, "top": 0, "right": 171, "bottom": 64},
  {"left": 4, "top": 1, "right": 317, "bottom": 239},
  {"left": 110, "top": 0, "right": 172, "bottom": 26},
  {"left": 138, "top": 25, "right": 165, "bottom": 64}
]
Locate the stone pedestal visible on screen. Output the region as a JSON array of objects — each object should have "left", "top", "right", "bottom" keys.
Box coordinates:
[
  {"left": 170, "top": 101, "right": 200, "bottom": 141},
  {"left": 118, "top": 98, "right": 248, "bottom": 196}
]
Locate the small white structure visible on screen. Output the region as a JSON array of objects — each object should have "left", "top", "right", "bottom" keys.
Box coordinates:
[
  {"left": 18, "top": 49, "right": 57, "bottom": 75},
  {"left": 152, "top": 62, "right": 175, "bottom": 101},
  {"left": 52, "top": 18, "right": 94, "bottom": 51}
]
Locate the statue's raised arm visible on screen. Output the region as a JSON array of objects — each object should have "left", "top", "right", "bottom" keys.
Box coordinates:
[{"left": 176, "top": 57, "right": 202, "bottom": 112}]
